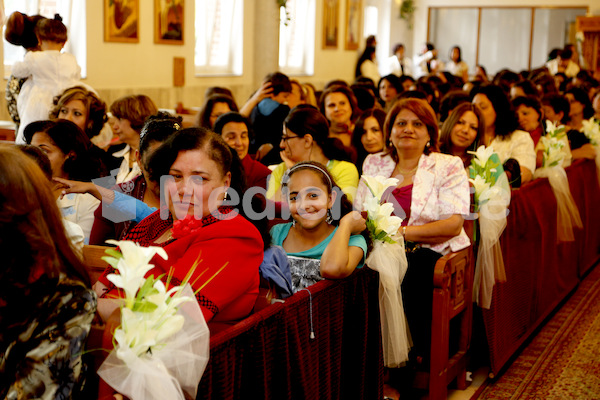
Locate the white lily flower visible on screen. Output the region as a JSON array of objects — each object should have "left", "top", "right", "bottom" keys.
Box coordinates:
[
  {"left": 468, "top": 145, "right": 495, "bottom": 169},
  {"left": 582, "top": 118, "right": 600, "bottom": 146},
  {"left": 146, "top": 280, "right": 193, "bottom": 319},
  {"left": 115, "top": 308, "right": 159, "bottom": 358},
  {"left": 104, "top": 240, "right": 168, "bottom": 302},
  {"left": 375, "top": 214, "right": 403, "bottom": 236},
  {"left": 540, "top": 136, "right": 565, "bottom": 167},
  {"left": 363, "top": 196, "right": 381, "bottom": 216},
  {"left": 469, "top": 175, "right": 491, "bottom": 197},
  {"left": 362, "top": 175, "right": 399, "bottom": 199},
  {"left": 545, "top": 120, "right": 566, "bottom": 139},
  {"left": 154, "top": 314, "right": 186, "bottom": 343}
]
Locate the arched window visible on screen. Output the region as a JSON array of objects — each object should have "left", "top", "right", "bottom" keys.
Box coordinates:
[{"left": 195, "top": 0, "right": 243, "bottom": 76}]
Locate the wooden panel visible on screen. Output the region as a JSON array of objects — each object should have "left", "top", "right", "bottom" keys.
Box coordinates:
[
  {"left": 0, "top": 128, "right": 15, "bottom": 142},
  {"left": 577, "top": 16, "right": 600, "bottom": 79},
  {"left": 173, "top": 56, "right": 185, "bottom": 87}
]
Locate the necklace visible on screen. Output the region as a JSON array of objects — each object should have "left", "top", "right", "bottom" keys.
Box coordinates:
[{"left": 397, "top": 165, "right": 418, "bottom": 175}]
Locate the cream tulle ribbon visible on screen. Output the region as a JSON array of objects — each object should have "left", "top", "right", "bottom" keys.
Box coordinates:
[
  {"left": 366, "top": 238, "right": 411, "bottom": 368},
  {"left": 98, "top": 285, "right": 210, "bottom": 400},
  {"left": 472, "top": 173, "right": 510, "bottom": 309},
  {"left": 534, "top": 166, "right": 583, "bottom": 242}
]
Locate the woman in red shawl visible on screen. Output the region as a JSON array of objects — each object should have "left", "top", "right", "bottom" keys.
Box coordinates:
[{"left": 95, "top": 128, "right": 265, "bottom": 329}]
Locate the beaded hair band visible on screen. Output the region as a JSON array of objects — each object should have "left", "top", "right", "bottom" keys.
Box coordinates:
[{"left": 284, "top": 163, "right": 333, "bottom": 190}]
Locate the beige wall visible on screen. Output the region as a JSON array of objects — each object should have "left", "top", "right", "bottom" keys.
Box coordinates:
[{"left": 85, "top": 0, "right": 362, "bottom": 111}]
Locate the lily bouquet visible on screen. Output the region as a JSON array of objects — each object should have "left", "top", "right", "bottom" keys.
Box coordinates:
[
  {"left": 468, "top": 146, "right": 510, "bottom": 309},
  {"left": 361, "top": 175, "right": 410, "bottom": 367},
  {"left": 97, "top": 240, "right": 210, "bottom": 400},
  {"left": 535, "top": 122, "right": 582, "bottom": 242}
]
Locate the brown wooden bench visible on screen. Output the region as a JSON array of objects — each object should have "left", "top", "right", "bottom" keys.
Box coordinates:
[
  {"left": 82, "top": 244, "right": 111, "bottom": 285},
  {"left": 414, "top": 245, "right": 474, "bottom": 399}
]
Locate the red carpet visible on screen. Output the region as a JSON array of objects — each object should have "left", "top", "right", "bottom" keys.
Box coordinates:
[{"left": 475, "top": 264, "right": 600, "bottom": 399}]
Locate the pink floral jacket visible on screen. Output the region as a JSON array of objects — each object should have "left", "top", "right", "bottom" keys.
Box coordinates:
[{"left": 355, "top": 152, "right": 471, "bottom": 254}]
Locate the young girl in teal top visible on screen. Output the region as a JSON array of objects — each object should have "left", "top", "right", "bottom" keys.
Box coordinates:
[{"left": 270, "top": 161, "right": 369, "bottom": 292}]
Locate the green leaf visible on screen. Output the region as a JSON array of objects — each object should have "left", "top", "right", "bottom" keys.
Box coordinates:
[
  {"left": 135, "top": 301, "right": 158, "bottom": 313},
  {"left": 105, "top": 249, "right": 123, "bottom": 259}
]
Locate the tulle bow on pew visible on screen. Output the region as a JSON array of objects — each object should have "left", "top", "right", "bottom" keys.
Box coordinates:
[
  {"left": 469, "top": 146, "right": 510, "bottom": 309},
  {"left": 361, "top": 176, "right": 411, "bottom": 367},
  {"left": 534, "top": 123, "right": 582, "bottom": 242}
]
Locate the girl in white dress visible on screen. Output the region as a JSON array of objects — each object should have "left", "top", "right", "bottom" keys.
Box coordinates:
[{"left": 12, "top": 14, "right": 82, "bottom": 144}]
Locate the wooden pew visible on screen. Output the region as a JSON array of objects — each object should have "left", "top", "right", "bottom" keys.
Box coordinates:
[
  {"left": 82, "top": 244, "right": 111, "bottom": 285},
  {"left": 413, "top": 246, "right": 474, "bottom": 399}
]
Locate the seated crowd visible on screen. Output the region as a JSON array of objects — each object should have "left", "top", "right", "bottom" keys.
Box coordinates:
[{"left": 1, "top": 37, "right": 598, "bottom": 399}]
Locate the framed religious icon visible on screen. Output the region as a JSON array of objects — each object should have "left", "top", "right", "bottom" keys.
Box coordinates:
[
  {"left": 345, "top": 0, "right": 362, "bottom": 50},
  {"left": 104, "top": 0, "right": 139, "bottom": 43},
  {"left": 155, "top": 0, "right": 184, "bottom": 44},
  {"left": 323, "top": 0, "right": 339, "bottom": 49}
]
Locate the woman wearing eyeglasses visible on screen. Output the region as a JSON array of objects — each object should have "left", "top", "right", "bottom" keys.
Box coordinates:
[{"left": 266, "top": 105, "right": 359, "bottom": 203}]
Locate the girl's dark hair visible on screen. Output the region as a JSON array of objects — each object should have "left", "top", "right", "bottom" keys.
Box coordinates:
[
  {"left": 195, "top": 94, "right": 239, "bottom": 129},
  {"left": 35, "top": 14, "right": 67, "bottom": 43},
  {"left": 50, "top": 86, "right": 108, "bottom": 139},
  {"left": 450, "top": 46, "right": 462, "bottom": 63},
  {"left": 23, "top": 119, "right": 108, "bottom": 181},
  {"left": 541, "top": 94, "right": 570, "bottom": 124},
  {"left": 319, "top": 84, "right": 359, "bottom": 122},
  {"left": 0, "top": 148, "right": 90, "bottom": 291},
  {"left": 383, "top": 98, "right": 440, "bottom": 163},
  {"left": 566, "top": 87, "right": 595, "bottom": 120},
  {"left": 439, "top": 103, "right": 485, "bottom": 165},
  {"left": 284, "top": 105, "right": 351, "bottom": 162},
  {"left": 355, "top": 46, "right": 377, "bottom": 78},
  {"left": 352, "top": 108, "right": 387, "bottom": 172},
  {"left": 139, "top": 112, "right": 183, "bottom": 164},
  {"left": 470, "top": 83, "right": 517, "bottom": 138}
]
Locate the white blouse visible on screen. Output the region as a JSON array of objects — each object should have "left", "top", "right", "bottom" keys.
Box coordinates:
[{"left": 490, "top": 130, "right": 536, "bottom": 174}]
